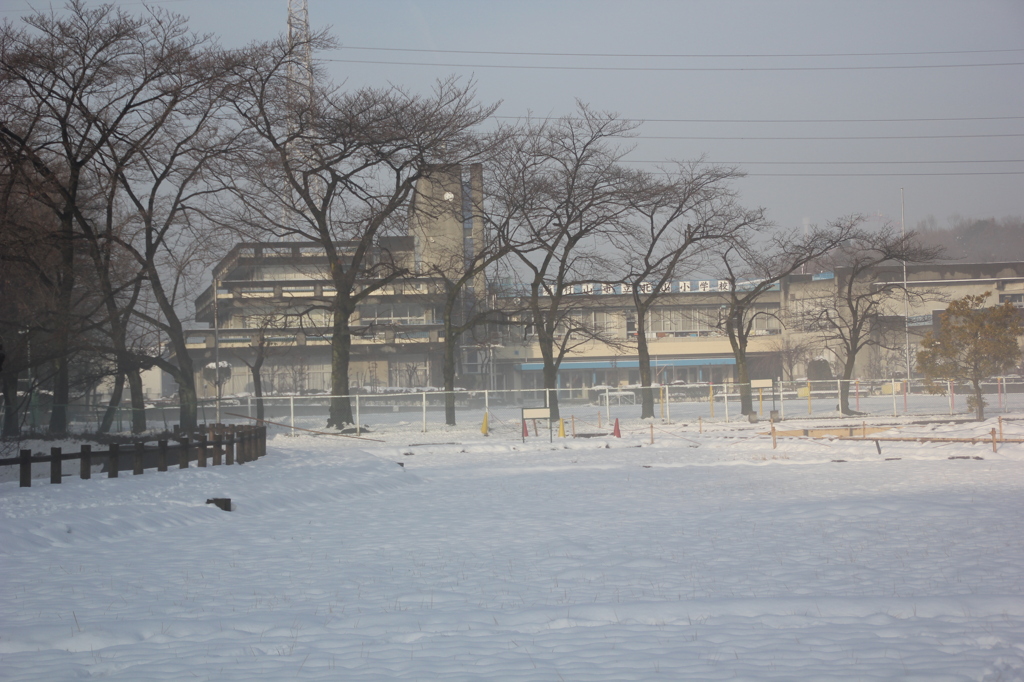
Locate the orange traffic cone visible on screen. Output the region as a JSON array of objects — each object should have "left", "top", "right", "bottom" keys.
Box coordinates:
[
  {"left": 522, "top": 419, "right": 529, "bottom": 438},
  {"left": 612, "top": 418, "right": 621, "bottom": 438}
]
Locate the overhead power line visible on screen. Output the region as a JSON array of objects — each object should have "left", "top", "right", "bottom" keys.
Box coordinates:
[
  {"left": 628, "top": 133, "right": 1024, "bottom": 140},
  {"left": 623, "top": 159, "right": 1024, "bottom": 165},
  {"left": 337, "top": 45, "right": 1024, "bottom": 59},
  {"left": 744, "top": 171, "right": 1024, "bottom": 177},
  {"left": 325, "top": 57, "right": 1024, "bottom": 72},
  {"left": 494, "top": 115, "right": 1024, "bottom": 124}
]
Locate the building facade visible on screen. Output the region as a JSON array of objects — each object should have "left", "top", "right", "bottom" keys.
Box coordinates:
[{"left": 184, "top": 164, "right": 1024, "bottom": 398}]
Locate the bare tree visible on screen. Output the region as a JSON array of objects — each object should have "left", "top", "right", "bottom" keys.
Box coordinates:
[
  {"left": 716, "top": 218, "right": 858, "bottom": 416},
  {"left": 493, "top": 106, "right": 636, "bottom": 419},
  {"left": 615, "top": 162, "right": 758, "bottom": 418},
  {"left": 225, "top": 32, "right": 495, "bottom": 427},
  {"left": 796, "top": 224, "right": 942, "bottom": 414},
  {"left": 766, "top": 334, "right": 815, "bottom": 382},
  {"left": 0, "top": 1, "right": 232, "bottom": 432},
  {"left": 408, "top": 154, "right": 533, "bottom": 425},
  {"left": 226, "top": 312, "right": 294, "bottom": 424}
]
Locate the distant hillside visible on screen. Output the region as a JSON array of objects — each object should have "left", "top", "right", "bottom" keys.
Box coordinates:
[{"left": 914, "top": 216, "right": 1024, "bottom": 263}]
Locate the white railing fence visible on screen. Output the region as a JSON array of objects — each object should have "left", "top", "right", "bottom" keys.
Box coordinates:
[{"left": 3, "top": 378, "right": 1022, "bottom": 439}]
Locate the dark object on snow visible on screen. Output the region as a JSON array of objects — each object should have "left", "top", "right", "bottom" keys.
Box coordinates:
[
  {"left": 397, "top": 462, "right": 405, "bottom": 468},
  {"left": 747, "top": 413, "right": 758, "bottom": 424},
  {"left": 948, "top": 455, "right": 985, "bottom": 460},
  {"left": 885, "top": 457, "right": 902, "bottom": 461},
  {"left": 206, "top": 498, "right": 231, "bottom": 511},
  {"left": 806, "top": 359, "right": 833, "bottom": 381},
  {"left": 831, "top": 459, "right": 847, "bottom": 463}
]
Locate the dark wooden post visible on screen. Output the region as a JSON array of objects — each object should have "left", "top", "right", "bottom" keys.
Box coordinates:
[
  {"left": 134, "top": 442, "right": 144, "bottom": 475},
  {"left": 197, "top": 433, "right": 208, "bottom": 467},
  {"left": 20, "top": 449, "right": 32, "bottom": 487},
  {"left": 80, "top": 444, "right": 92, "bottom": 480},
  {"left": 238, "top": 428, "right": 249, "bottom": 464},
  {"left": 157, "top": 440, "right": 168, "bottom": 472},
  {"left": 50, "top": 447, "right": 62, "bottom": 484},
  {"left": 108, "top": 443, "right": 120, "bottom": 478},
  {"left": 225, "top": 426, "right": 235, "bottom": 465},
  {"left": 259, "top": 426, "right": 267, "bottom": 458},
  {"left": 179, "top": 437, "right": 190, "bottom": 469},
  {"left": 213, "top": 433, "right": 223, "bottom": 466}
]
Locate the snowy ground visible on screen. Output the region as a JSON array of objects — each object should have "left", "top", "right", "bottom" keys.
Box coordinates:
[{"left": 2, "top": 417, "right": 1023, "bottom": 680}]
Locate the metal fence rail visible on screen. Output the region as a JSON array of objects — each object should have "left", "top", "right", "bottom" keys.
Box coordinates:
[{"left": 2, "top": 379, "right": 1022, "bottom": 440}]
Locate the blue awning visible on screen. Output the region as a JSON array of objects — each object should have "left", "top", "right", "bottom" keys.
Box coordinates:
[{"left": 517, "top": 357, "right": 735, "bottom": 371}]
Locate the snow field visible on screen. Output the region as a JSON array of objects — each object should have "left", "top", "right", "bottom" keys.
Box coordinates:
[{"left": 1, "top": 418, "right": 1023, "bottom": 680}]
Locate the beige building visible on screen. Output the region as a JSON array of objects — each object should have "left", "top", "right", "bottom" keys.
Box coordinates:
[{"left": 185, "top": 166, "right": 1024, "bottom": 398}]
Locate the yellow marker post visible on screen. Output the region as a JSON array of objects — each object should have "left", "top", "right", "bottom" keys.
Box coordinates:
[
  {"left": 558, "top": 419, "right": 566, "bottom": 438},
  {"left": 709, "top": 382, "right": 715, "bottom": 419},
  {"left": 481, "top": 412, "right": 489, "bottom": 436}
]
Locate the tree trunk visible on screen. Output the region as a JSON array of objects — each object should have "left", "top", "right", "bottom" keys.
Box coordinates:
[
  {"left": 637, "top": 324, "right": 655, "bottom": 420},
  {"left": 251, "top": 357, "right": 265, "bottom": 424},
  {"left": 48, "top": 354, "right": 70, "bottom": 435},
  {"left": 839, "top": 356, "right": 857, "bottom": 415},
  {"left": 443, "top": 324, "right": 458, "bottom": 426},
  {"left": 178, "top": 380, "right": 198, "bottom": 432},
  {"left": 726, "top": 310, "right": 754, "bottom": 415},
  {"left": 127, "top": 367, "right": 146, "bottom": 434},
  {"left": 98, "top": 371, "right": 125, "bottom": 434},
  {"left": 542, "top": 362, "right": 560, "bottom": 421},
  {"left": 48, "top": 212, "right": 75, "bottom": 436},
  {"left": 1, "top": 370, "right": 20, "bottom": 438},
  {"left": 972, "top": 378, "right": 985, "bottom": 421},
  {"left": 735, "top": 350, "right": 753, "bottom": 416},
  {"left": 327, "top": 312, "right": 354, "bottom": 428}
]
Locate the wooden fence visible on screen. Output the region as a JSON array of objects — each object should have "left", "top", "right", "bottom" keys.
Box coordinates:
[{"left": 1, "top": 425, "right": 267, "bottom": 488}]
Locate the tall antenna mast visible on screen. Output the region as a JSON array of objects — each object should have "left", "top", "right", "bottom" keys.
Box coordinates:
[
  {"left": 283, "top": 0, "right": 321, "bottom": 239},
  {"left": 287, "top": 0, "right": 314, "bottom": 103}
]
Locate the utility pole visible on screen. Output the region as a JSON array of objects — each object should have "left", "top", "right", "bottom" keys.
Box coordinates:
[
  {"left": 901, "top": 188, "right": 911, "bottom": 381},
  {"left": 214, "top": 278, "right": 221, "bottom": 424}
]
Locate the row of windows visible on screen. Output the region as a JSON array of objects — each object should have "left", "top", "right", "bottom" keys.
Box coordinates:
[
  {"left": 647, "top": 307, "right": 780, "bottom": 332},
  {"left": 230, "top": 304, "right": 781, "bottom": 335},
  {"left": 234, "top": 304, "right": 437, "bottom": 329}
]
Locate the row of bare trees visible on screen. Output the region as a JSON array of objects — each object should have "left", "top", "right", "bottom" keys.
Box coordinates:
[
  {"left": 0, "top": 2, "right": 942, "bottom": 437},
  {"left": 0, "top": 2, "right": 496, "bottom": 434}
]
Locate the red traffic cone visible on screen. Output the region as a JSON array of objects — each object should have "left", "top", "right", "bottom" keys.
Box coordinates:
[
  {"left": 612, "top": 418, "right": 621, "bottom": 438},
  {"left": 522, "top": 419, "right": 529, "bottom": 438}
]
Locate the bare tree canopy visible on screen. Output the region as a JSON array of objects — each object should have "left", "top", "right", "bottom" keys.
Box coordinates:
[
  {"left": 715, "top": 216, "right": 859, "bottom": 416},
  {"left": 225, "top": 32, "right": 497, "bottom": 427},
  {"left": 796, "top": 223, "right": 943, "bottom": 414},
  {"left": 0, "top": 0, "right": 233, "bottom": 432},
  {"left": 490, "top": 104, "right": 639, "bottom": 419},
  {"left": 614, "top": 160, "right": 761, "bottom": 418}
]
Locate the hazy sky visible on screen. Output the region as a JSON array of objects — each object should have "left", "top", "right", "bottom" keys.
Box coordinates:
[{"left": 6, "top": 0, "right": 1023, "bottom": 234}]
